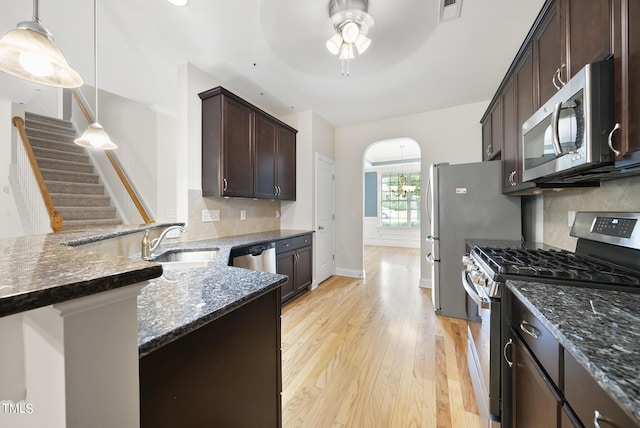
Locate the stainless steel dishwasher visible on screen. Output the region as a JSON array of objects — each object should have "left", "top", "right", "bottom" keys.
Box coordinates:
[{"left": 231, "top": 242, "right": 277, "bottom": 273}]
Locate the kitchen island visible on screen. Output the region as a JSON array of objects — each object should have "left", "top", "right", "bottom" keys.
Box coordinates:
[
  {"left": 506, "top": 280, "right": 640, "bottom": 427},
  {"left": 0, "top": 226, "right": 305, "bottom": 428}
]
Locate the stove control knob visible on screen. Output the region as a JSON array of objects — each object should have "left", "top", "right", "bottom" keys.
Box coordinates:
[{"left": 462, "top": 255, "right": 470, "bottom": 265}]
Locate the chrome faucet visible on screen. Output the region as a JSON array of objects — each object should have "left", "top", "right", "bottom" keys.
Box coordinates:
[{"left": 141, "top": 225, "right": 187, "bottom": 260}]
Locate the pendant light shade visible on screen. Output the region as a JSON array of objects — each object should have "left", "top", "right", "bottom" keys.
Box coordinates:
[
  {"left": 0, "top": 2, "right": 83, "bottom": 88},
  {"left": 74, "top": 0, "right": 117, "bottom": 150},
  {"left": 75, "top": 122, "right": 116, "bottom": 150}
]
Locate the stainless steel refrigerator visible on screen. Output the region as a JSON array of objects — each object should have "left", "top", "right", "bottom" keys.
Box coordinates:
[{"left": 427, "top": 161, "right": 521, "bottom": 320}]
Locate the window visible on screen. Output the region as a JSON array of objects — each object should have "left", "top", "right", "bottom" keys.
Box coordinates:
[{"left": 380, "top": 172, "right": 420, "bottom": 228}]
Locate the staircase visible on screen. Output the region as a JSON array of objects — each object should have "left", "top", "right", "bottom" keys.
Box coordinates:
[{"left": 24, "top": 112, "right": 122, "bottom": 231}]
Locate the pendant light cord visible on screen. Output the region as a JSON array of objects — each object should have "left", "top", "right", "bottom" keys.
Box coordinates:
[
  {"left": 94, "top": 0, "right": 99, "bottom": 122},
  {"left": 32, "top": 0, "right": 40, "bottom": 23}
]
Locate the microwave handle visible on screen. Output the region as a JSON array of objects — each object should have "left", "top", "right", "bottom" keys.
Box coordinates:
[{"left": 551, "top": 101, "right": 564, "bottom": 155}]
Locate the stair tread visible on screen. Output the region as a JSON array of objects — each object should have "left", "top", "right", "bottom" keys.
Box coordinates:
[{"left": 41, "top": 168, "right": 98, "bottom": 177}]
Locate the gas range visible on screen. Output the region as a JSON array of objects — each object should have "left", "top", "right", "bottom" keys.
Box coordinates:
[{"left": 463, "top": 212, "right": 640, "bottom": 300}]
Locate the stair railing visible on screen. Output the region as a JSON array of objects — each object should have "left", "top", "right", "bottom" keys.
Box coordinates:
[
  {"left": 12, "top": 116, "right": 64, "bottom": 232},
  {"left": 71, "top": 89, "right": 154, "bottom": 225}
]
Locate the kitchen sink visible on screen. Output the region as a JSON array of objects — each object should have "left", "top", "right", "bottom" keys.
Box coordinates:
[{"left": 152, "top": 249, "right": 219, "bottom": 270}]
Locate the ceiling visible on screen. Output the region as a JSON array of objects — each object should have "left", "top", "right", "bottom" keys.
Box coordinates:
[{"left": 0, "top": 0, "right": 545, "bottom": 128}]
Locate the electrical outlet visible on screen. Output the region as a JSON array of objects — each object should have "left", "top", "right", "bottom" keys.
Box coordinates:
[
  {"left": 202, "top": 210, "right": 220, "bottom": 222},
  {"left": 568, "top": 210, "right": 576, "bottom": 227},
  {"left": 240, "top": 210, "right": 247, "bottom": 220},
  {"left": 275, "top": 210, "right": 280, "bottom": 218}
]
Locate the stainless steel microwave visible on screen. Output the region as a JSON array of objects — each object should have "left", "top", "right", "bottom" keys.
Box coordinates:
[{"left": 522, "top": 58, "right": 614, "bottom": 183}]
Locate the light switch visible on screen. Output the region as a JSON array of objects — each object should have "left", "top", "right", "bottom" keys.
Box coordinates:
[{"left": 240, "top": 210, "right": 247, "bottom": 220}]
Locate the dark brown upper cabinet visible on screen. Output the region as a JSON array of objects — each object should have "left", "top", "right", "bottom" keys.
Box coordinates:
[
  {"left": 254, "top": 113, "right": 297, "bottom": 200},
  {"left": 481, "top": 0, "right": 640, "bottom": 193},
  {"left": 611, "top": 0, "right": 640, "bottom": 168},
  {"left": 199, "top": 87, "right": 297, "bottom": 200}
]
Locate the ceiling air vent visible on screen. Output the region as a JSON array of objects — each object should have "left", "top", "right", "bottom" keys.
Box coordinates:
[{"left": 439, "top": 0, "right": 462, "bottom": 23}]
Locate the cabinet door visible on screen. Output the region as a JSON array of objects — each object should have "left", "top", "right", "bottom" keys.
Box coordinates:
[
  {"left": 491, "top": 97, "right": 504, "bottom": 163},
  {"left": 565, "top": 0, "right": 614, "bottom": 78},
  {"left": 482, "top": 119, "right": 493, "bottom": 161},
  {"left": 276, "top": 252, "right": 295, "bottom": 302},
  {"left": 613, "top": 0, "right": 640, "bottom": 163},
  {"left": 222, "top": 97, "right": 254, "bottom": 198},
  {"left": 294, "top": 247, "right": 312, "bottom": 292},
  {"left": 254, "top": 114, "right": 277, "bottom": 199},
  {"left": 511, "top": 334, "right": 562, "bottom": 428},
  {"left": 276, "top": 127, "right": 296, "bottom": 200},
  {"left": 502, "top": 77, "right": 518, "bottom": 193},
  {"left": 534, "top": 1, "right": 563, "bottom": 106}
]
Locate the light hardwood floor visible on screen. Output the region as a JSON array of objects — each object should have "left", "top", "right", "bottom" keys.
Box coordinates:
[{"left": 281, "top": 245, "right": 481, "bottom": 428}]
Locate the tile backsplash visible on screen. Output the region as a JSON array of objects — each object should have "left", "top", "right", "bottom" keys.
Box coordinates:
[
  {"left": 185, "top": 189, "right": 281, "bottom": 240},
  {"left": 543, "top": 174, "right": 640, "bottom": 250}
]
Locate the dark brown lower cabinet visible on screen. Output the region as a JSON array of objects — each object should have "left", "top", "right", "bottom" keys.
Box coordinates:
[
  {"left": 565, "top": 349, "right": 639, "bottom": 428},
  {"left": 511, "top": 332, "right": 562, "bottom": 427},
  {"left": 276, "top": 234, "right": 312, "bottom": 304},
  {"left": 139, "top": 288, "right": 282, "bottom": 428}
]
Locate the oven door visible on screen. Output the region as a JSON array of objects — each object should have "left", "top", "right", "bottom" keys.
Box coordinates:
[{"left": 462, "top": 269, "right": 502, "bottom": 427}]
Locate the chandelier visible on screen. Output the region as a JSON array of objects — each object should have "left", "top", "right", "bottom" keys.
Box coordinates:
[
  {"left": 325, "top": 0, "right": 374, "bottom": 76},
  {"left": 389, "top": 145, "right": 416, "bottom": 197}
]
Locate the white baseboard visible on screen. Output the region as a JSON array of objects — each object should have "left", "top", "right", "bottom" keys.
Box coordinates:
[
  {"left": 419, "top": 278, "right": 432, "bottom": 288},
  {"left": 335, "top": 268, "right": 366, "bottom": 278}
]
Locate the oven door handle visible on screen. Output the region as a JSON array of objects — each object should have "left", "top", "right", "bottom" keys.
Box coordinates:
[{"left": 461, "top": 269, "right": 491, "bottom": 311}]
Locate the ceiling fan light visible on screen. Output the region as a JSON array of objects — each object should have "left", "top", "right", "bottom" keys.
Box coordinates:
[
  {"left": 354, "top": 32, "right": 371, "bottom": 54},
  {"left": 339, "top": 43, "right": 354, "bottom": 60},
  {"left": 325, "top": 33, "right": 343, "bottom": 55},
  {"left": 74, "top": 122, "right": 117, "bottom": 150},
  {"left": 341, "top": 21, "right": 360, "bottom": 44},
  {"left": 0, "top": 24, "right": 83, "bottom": 88}
]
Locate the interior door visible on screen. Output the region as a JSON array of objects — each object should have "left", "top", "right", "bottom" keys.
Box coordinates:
[{"left": 315, "top": 153, "right": 335, "bottom": 284}]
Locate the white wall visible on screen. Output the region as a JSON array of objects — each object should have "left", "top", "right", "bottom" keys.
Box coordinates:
[
  {"left": 0, "top": 99, "right": 25, "bottom": 238},
  {"left": 334, "top": 100, "right": 488, "bottom": 281}
]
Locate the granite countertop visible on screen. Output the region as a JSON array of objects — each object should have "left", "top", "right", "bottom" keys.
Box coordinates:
[
  {"left": 0, "top": 225, "right": 311, "bottom": 358},
  {"left": 508, "top": 280, "right": 640, "bottom": 424},
  {"left": 136, "top": 229, "right": 311, "bottom": 357},
  {"left": 0, "top": 223, "right": 172, "bottom": 317}
]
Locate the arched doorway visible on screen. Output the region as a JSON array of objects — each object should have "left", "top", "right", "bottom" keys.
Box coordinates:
[{"left": 363, "top": 138, "right": 421, "bottom": 249}]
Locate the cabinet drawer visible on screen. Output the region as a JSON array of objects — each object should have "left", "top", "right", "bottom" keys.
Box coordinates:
[
  {"left": 565, "top": 350, "right": 639, "bottom": 428},
  {"left": 512, "top": 297, "right": 561, "bottom": 386},
  {"left": 276, "top": 234, "right": 311, "bottom": 254}
]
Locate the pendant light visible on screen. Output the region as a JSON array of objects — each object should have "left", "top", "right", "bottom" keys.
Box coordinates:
[
  {"left": 0, "top": 0, "right": 83, "bottom": 88},
  {"left": 75, "top": 0, "right": 116, "bottom": 150}
]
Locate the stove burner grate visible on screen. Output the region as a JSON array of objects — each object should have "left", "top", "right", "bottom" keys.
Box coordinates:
[{"left": 472, "top": 246, "right": 640, "bottom": 287}]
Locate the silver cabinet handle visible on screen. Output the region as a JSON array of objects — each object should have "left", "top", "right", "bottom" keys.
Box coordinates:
[
  {"left": 594, "top": 410, "right": 612, "bottom": 428},
  {"left": 277, "top": 185, "right": 281, "bottom": 196},
  {"left": 557, "top": 64, "right": 566, "bottom": 86},
  {"left": 274, "top": 186, "right": 278, "bottom": 196},
  {"left": 520, "top": 320, "right": 540, "bottom": 339},
  {"left": 509, "top": 171, "right": 516, "bottom": 186},
  {"left": 223, "top": 178, "right": 228, "bottom": 192},
  {"left": 608, "top": 123, "right": 621, "bottom": 157},
  {"left": 504, "top": 338, "right": 513, "bottom": 368},
  {"left": 552, "top": 69, "right": 561, "bottom": 90},
  {"left": 552, "top": 64, "right": 567, "bottom": 90},
  {"left": 486, "top": 144, "right": 492, "bottom": 156}
]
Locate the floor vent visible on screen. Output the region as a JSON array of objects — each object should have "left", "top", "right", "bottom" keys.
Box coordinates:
[{"left": 439, "top": 0, "right": 463, "bottom": 23}]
